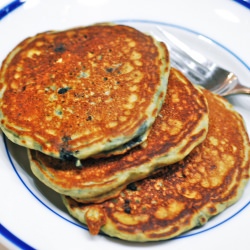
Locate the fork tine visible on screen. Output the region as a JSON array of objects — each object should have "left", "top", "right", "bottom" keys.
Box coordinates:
[
  {"left": 169, "top": 54, "right": 204, "bottom": 84},
  {"left": 151, "top": 26, "right": 223, "bottom": 83},
  {"left": 170, "top": 49, "right": 207, "bottom": 79},
  {"left": 149, "top": 26, "right": 250, "bottom": 96},
  {"left": 151, "top": 27, "right": 207, "bottom": 84},
  {"left": 155, "top": 26, "right": 214, "bottom": 68}
]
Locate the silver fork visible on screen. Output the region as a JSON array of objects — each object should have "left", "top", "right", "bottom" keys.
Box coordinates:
[{"left": 152, "top": 26, "right": 250, "bottom": 96}]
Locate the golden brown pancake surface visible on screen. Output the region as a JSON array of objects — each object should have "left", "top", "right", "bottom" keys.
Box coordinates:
[
  {"left": 0, "top": 24, "right": 169, "bottom": 159},
  {"left": 62, "top": 88, "right": 250, "bottom": 242},
  {"left": 28, "top": 68, "right": 209, "bottom": 202}
]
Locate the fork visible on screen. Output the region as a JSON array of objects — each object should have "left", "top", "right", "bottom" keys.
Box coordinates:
[{"left": 151, "top": 26, "right": 250, "bottom": 96}]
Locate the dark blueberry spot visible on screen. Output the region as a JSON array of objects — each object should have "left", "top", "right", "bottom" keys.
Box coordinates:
[
  {"left": 123, "top": 136, "right": 142, "bottom": 149},
  {"left": 124, "top": 199, "right": 131, "bottom": 214},
  {"left": 106, "top": 67, "right": 113, "bottom": 73},
  {"left": 58, "top": 87, "right": 71, "bottom": 94},
  {"left": 62, "top": 136, "right": 71, "bottom": 142},
  {"left": 124, "top": 207, "right": 131, "bottom": 214},
  {"left": 54, "top": 44, "right": 66, "bottom": 53},
  {"left": 86, "top": 115, "right": 93, "bottom": 121},
  {"left": 60, "top": 148, "right": 75, "bottom": 161},
  {"left": 103, "top": 77, "right": 108, "bottom": 81},
  {"left": 127, "top": 183, "right": 137, "bottom": 191},
  {"left": 84, "top": 34, "right": 88, "bottom": 39}
]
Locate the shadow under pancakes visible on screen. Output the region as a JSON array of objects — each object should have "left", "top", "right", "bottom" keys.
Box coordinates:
[{"left": 5, "top": 137, "right": 67, "bottom": 212}]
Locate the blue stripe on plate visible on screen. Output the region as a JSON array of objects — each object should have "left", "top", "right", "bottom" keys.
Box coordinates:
[
  {"left": 1, "top": 17, "right": 250, "bottom": 248},
  {"left": 234, "top": 0, "right": 250, "bottom": 9},
  {"left": 0, "top": 0, "right": 25, "bottom": 20},
  {"left": 0, "top": 224, "right": 35, "bottom": 250}
]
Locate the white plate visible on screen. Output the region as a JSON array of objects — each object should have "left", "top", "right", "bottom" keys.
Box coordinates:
[{"left": 0, "top": 0, "right": 249, "bottom": 249}]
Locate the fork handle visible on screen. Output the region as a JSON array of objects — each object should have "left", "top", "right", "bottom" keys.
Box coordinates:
[{"left": 222, "top": 81, "right": 250, "bottom": 96}]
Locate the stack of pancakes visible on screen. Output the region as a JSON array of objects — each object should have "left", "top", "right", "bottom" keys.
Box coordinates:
[{"left": 0, "top": 24, "right": 249, "bottom": 242}]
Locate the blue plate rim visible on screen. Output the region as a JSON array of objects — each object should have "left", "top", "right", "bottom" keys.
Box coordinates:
[{"left": 1, "top": 2, "right": 250, "bottom": 248}]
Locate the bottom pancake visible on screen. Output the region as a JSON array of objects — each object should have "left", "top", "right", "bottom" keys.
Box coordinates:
[{"left": 62, "top": 88, "right": 250, "bottom": 242}]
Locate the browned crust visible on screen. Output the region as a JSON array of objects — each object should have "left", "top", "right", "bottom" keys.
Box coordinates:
[
  {"left": 64, "top": 88, "right": 250, "bottom": 241},
  {"left": 0, "top": 24, "right": 169, "bottom": 159},
  {"left": 29, "top": 68, "right": 209, "bottom": 200}
]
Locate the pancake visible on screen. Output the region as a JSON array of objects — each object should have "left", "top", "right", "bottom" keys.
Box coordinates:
[
  {"left": 62, "top": 88, "right": 250, "bottom": 241},
  {"left": 28, "top": 68, "right": 209, "bottom": 203},
  {"left": 0, "top": 24, "right": 170, "bottom": 160}
]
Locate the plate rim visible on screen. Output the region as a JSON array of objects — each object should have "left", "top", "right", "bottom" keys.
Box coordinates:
[{"left": 1, "top": 2, "right": 250, "bottom": 249}]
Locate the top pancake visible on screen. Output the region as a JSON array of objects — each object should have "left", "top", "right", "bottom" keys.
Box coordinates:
[
  {"left": 0, "top": 24, "right": 169, "bottom": 159},
  {"left": 62, "top": 88, "right": 250, "bottom": 241},
  {"left": 28, "top": 68, "right": 209, "bottom": 203}
]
